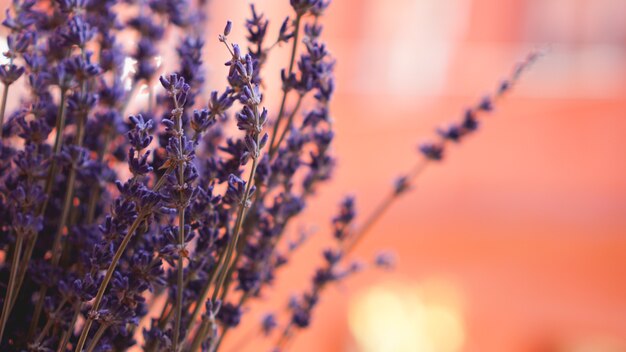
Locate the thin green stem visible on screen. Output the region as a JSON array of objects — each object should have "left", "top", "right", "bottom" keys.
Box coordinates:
[
  {"left": 275, "top": 159, "right": 432, "bottom": 349},
  {"left": 270, "top": 94, "right": 304, "bottom": 154},
  {"left": 73, "top": 215, "right": 143, "bottom": 352},
  {"left": 86, "top": 129, "right": 113, "bottom": 223},
  {"left": 41, "top": 90, "right": 68, "bottom": 213},
  {"left": 8, "top": 92, "right": 70, "bottom": 317},
  {"left": 268, "top": 14, "right": 302, "bottom": 158},
  {"left": 32, "top": 297, "right": 68, "bottom": 346},
  {"left": 30, "top": 106, "right": 89, "bottom": 338},
  {"left": 212, "top": 292, "right": 248, "bottom": 351},
  {"left": 8, "top": 92, "right": 69, "bottom": 314},
  {"left": 173, "top": 208, "right": 185, "bottom": 350},
  {"left": 343, "top": 160, "right": 428, "bottom": 255},
  {"left": 0, "top": 83, "right": 9, "bottom": 143},
  {"left": 85, "top": 323, "right": 110, "bottom": 352},
  {"left": 28, "top": 286, "right": 48, "bottom": 339},
  {"left": 57, "top": 302, "right": 80, "bottom": 352},
  {"left": 86, "top": 76, "right": 135, "bottom": 223},
  {"left": 189, "top": 318, "right": 211, "bottom": 352},
  {"left": 184, "top": 244, "right": 226, "bottom": 336},
  {"left": 212, "top": 155, "right": 258, "bottom": 302},
  {"left": 172, "top": 92, "right": 187, "bottom": 351},
  {"left": 0, "top": 234, "right": 24, "bottom": 343},
  {"left": 73, "top": 166, "right": 173, "bottom": 351}
]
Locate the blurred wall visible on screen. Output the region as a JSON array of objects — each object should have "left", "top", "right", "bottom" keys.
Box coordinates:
[{"left": 212, "top": 1, "right": 626, "bottom": 351}]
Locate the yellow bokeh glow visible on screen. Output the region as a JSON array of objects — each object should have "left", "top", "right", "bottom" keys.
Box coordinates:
[{"left": 348, "top": 279, "right": 465, "bottom": 352}]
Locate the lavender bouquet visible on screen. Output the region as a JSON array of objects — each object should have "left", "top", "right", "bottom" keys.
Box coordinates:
[{"left": 0, "top": 0, "right": 540, "bottom": 351}]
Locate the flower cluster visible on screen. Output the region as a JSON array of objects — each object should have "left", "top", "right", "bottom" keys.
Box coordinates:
[{"left": 0, "top": 0, "right": 541, "bottom": 351}]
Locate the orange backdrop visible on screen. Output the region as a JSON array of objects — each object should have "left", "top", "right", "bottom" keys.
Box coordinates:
[{"left": 203, "top": 1, "right": 626, "bottom": 351}]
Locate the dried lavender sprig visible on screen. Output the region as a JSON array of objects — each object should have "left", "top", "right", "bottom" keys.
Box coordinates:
[
  {"left": 186, "top": 33, "right": 269, "bottom": 349},
  {"left": 73, "top": 167, "right": 174, "bottom": 352},
  {"left": 183, "top": 243, "right": 228, "bottom": 340},
  {"left": 217, "top": 2, "right": 336, "bottom": 309},
  {"left": 30, "top": 48, "right": 101, "bottom": 338},
  {"left": 6, "top": 88, "right": 68, "bottom": 316},
  {"left": 214, "top": 188, "right": 319, "bottom": 345},
  {"left": 275, "top": 49, "right": 544, "bottom": 349},
  {"left": 0, "top": 4, "right": 67, "bottom": 339},
  {"left": 163, "top": 73, "right": 192, "bottom": 352},
  {"left": 9, "top": 13, "right": 100, "bottom": 327},
  {"left": 211, "top": 35, "right": 266, "bottom": 308},
  {"left": 344, "top": 49, "right": 544, "bottom": 254}
]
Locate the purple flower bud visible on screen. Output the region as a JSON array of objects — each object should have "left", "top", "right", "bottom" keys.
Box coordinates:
[
  {"left": 478, "top": 96, "right": 493, "bottom": 112},
  {"left": 394, "top": 176, "right": 410, "bottom": 195},
  {"left": 261, "top": 313, "right": 277, "bottom": 336},
  {"left": 419, "top": 142, "right": 444, "bottom": 161},
  {"left": 224, "top": 20, "right": 232, "bottom": 36},
  {"left": 0, "top": 64, "right": 24, "bottom": 85},
  {"left": 217, "top": 302, "right": 242, "bottom": 327},
  {"left": 374, "top": 252, "right": 396, "bottom": 270}
]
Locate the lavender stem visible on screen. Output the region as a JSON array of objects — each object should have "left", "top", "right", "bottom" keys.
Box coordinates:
[
  {"left": 73, "top": 215, "right": 144, "bottom": 352},
  {"left": 268, "top": 14, "right": 302, "bottom": 157},
  {"left": 73, "top": 167, "right": 174, "bottom": 352},
  {"left": 84, "top": 323, "right": 110, "bottom": 352},
  {"left": 270, "top": 93, "right": 304, "bottom": 157},
  {"left": 0, "top": 83, "right": 8, "bottom": 143},
  {"left": 173, "top": 94, "right": 186, "bottom": 351},
  {"left": 212, "top": 154, "right": 258, "bottom": 302},
  {"left": 0, "top": 234, "right": 24, "bottom": 343},
  {"left": 57, "top": 302, "right": 80, "bottom": 352}
]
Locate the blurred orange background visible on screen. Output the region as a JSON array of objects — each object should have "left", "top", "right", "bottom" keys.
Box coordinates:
[
  {"left": 203, "top": 1, "right": 626, "bottom": 351},
  {"left": 7, "top": 0, "right": 626, "bottom": 351}
]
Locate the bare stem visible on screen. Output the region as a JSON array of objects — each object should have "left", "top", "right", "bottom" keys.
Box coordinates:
[
  {"left": 85, "top": 323, "right": 110, "bottom": 352},
  {"left": 172, "top": 91, "right": 187, "bottom": 351},
  {"left": 72, "top": 155, "right": 173, "bottom": 352},
  {"left": 184, "top": 245, "right": 226, "bottom": 336},
  {"left": 32, "top": 297, "right": 68, "bottom": 345},
  {"left": 173, "top": 209, "right": 185, "bottom": 349},
  {"left": 73, "top": 168, "right": 171, "bottom": 351},
  {"left": 86, "top": 130, "right": 113, "bottom": 223},
  {"left": 212, "top": 292, "right": 248, "bottom": 351},
  {"left": 268, "top": 14, "right": 302, "bottom": 157},
  {"left": 189, "top": 318, "right": 211, "bottom": 352},
  {"left": 270, "top": 93, "right": 304, "bottom": 157},
  {"left": 0, "top": 234, "right": 24, "bottom": 343},
  {"left": 7, "top": 91, "right": 70, "bottom": 319},
  {"left": 30, "top": 107, "right": 88, "bottom": 338},
  {"left": 212, "top": 155, "right": 258, "bottom": 303},
  {"left": 41, "top": 90, "right": 68, "bottom": 213},
  {"left": 343, "top": 160, "right": 428, "bottom": 255},
  {"left": 56, "top": 302, "right": 80, "bottom": 352},
  {"left": 276, "top": 159, "right": 431, "bottom": 348},
  {"left": 0, "top": 83, "right": 9, "bottom": 143},
  {"left": 73, "top": 215, "right": 143, "bottom": 352}
]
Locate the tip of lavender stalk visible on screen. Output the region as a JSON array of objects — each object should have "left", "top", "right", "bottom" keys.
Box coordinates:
[{"left": 224, "top": 20, "right": 232, "bottom": 36}]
